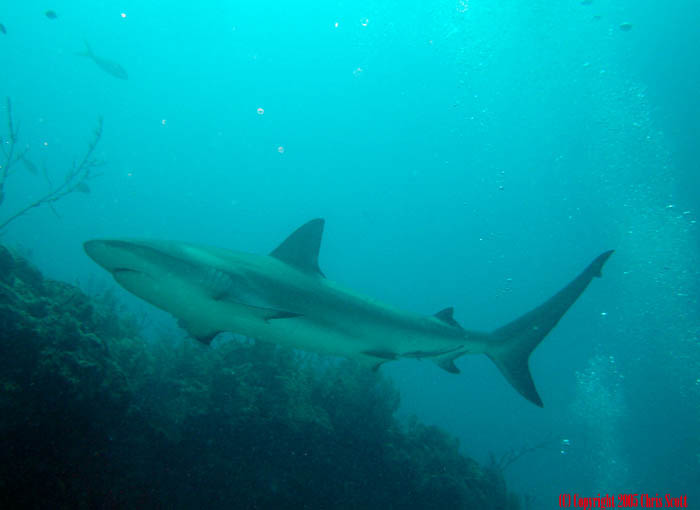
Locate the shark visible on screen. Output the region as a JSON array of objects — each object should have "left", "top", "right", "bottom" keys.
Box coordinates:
[{"left": 84, "top": 219, "right": 613, "bottom": 407}]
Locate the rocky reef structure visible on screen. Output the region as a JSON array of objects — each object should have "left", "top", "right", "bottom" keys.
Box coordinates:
[{"left": 0, "top": 245, "right": 520, "bottom": 509}]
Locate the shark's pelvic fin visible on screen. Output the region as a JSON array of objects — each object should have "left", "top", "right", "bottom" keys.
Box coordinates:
[
  {"left": 484, "top": 250, "right": 614, "bottom": 407},
  {"left": 177, "top": 319, "right": 221, "bottom": 345},
  {"left": 270, "top": 218, "right": 325, "bottom": 277}
]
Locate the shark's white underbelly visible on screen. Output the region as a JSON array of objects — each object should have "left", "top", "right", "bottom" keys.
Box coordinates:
[
  {"left": 208, "top": 300, "right": 466, "bottom": 361},
  {"left": 113, "top": 262, "right": 468, "bottom": 363}
]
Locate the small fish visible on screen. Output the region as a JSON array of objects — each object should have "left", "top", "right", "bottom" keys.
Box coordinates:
[
  {"left": 75, "top": 181, "right": 91, "bottom": 193},
  {"left": 45, "top": 10, "right": 58, "bottom": 20},
  {"left": 619, "top": 22, "right": 633, "bottom": 31},
  {"left": 21, "top": 156, "right": 39, "bottom": 175},
  {"left": 77, "top": 40, "right": 129, "bottom": 80},
  {"left": 0, "top": 23, "right": 6, "bottom": 35}
]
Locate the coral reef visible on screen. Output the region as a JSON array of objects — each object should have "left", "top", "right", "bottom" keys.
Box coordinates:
[{"left": 0, "top": 245, "right": 520, "bottom": 509}]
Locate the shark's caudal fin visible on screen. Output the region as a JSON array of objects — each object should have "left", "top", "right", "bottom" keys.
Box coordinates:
[{"left": 485, "top": 250, "right": 614, "bottom": 407}]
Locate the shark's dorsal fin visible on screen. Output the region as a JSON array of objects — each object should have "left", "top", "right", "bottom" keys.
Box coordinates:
[
  {"left": 434, "top": 307, "right": 463, "bottom": 329},
  {"left": 270, "top": 218, "right": 325, "bottom": 276}
]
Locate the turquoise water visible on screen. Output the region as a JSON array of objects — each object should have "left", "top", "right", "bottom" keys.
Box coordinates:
[{"left": 2, "top": 0, "right": 698, "bottom": 504}]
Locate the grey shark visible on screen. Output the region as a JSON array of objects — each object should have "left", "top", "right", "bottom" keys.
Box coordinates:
[{"left": 84, "top": 219, "right": 613, "bottom": 407}]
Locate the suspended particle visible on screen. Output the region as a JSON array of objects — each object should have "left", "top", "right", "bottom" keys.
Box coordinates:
[
  {"left": 257, "top": 107, "right": 265, "bottom": 115},
  {"left": 277, "top": 146, "right": 285, "bottom": 154}
]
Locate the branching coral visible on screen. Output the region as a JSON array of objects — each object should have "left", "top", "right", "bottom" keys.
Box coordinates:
[{"left": 0, "top": 98, "right": 103, "bottom": 231}]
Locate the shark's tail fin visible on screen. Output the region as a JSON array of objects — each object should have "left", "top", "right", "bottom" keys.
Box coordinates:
[{"left": 484, "top": 250, "right": 614, "bottom": 406}]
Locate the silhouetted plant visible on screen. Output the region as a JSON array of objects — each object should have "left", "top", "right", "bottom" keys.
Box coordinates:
[
  {"left": 0, "top": 97, "right": 103, "bottom": 231},
  {"left": 489, "top": 437, "right": 550, "bottom": 472}
]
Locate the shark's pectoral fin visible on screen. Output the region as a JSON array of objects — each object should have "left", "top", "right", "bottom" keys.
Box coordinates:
[
  {"left": 270, "top": 218, "right": 325, "bottom": 277},
  {"left": 200, "top": 269, "right": 303, "bottom": 322},
  {"left": 177, "top": 319, "right": 221, "bottom": 345}
]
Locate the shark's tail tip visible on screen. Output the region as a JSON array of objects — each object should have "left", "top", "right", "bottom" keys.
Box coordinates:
[{"left": 592, "top": 249, "right": 615, "bottom": 278}]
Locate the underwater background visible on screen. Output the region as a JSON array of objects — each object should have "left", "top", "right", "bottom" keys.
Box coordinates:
[{"left": 1, "top": 0, "right": 698, "bottom": 508}]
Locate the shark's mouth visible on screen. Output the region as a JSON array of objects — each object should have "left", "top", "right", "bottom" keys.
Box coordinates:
[
  {"left": 110, "top": 267, "right": 159, "bottom": 296},
  {"left": 111, "top": 267, "right": 155, "bottom": 283}
]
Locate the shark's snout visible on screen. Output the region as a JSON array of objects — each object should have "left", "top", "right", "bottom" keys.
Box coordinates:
[
  {"left": 84, "top": 239, "right": 141, "bottom": 273},
  {"left": 84, "top": 240, "right": 111, "bottom": 269}
]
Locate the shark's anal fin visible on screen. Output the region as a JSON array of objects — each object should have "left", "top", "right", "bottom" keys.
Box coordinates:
[
  {"left": 434, "top": 307, "right": 463, "bottom": 329},
  {"left": 270, "top": 218, "right": 325, "bottom": 277},
  {"left": 485, "top": 250, "right": 614, "bottom": 407},
  {"left": 436, "top": 355, "right": 461, "bottom": 374},
  {"left": 177, "top": 319, "right": 221, "bottom": 345}
]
